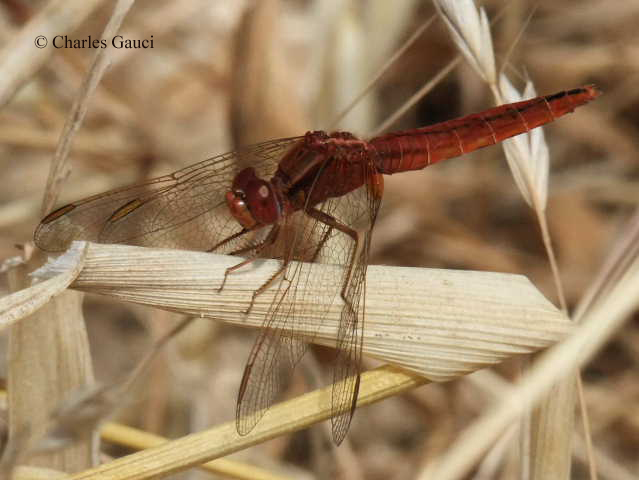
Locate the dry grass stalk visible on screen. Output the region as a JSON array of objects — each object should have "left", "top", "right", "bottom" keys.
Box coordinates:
[
  {"left": 467, "top": 369, "right": 637, "bottom": 480},
  {"left": 371, "top": 0, "right": 516, "bottom": 137},
  {"left": 5, "top": 261, "right": 95, "bottom": 473},
  {"left": 41, "top": 0, "right": 136, "bottom": 216},
  {"left": 317, "top": 5, "right": 373, "bottom": 132},
  {"left": 60, "top": 365, "right": 424, "bottom": 480},
  {"left": 328, "top": 13, "right": 434, "bottom": 130},
  {"left": 422, "top": 212, "right": 639, "bottom": 479},
  {"left": 371, "top": 55, "right": 462, "bottom": 137},
  {"left": 100, "top": 422, "right": 295, "bottom": 480},
  {"left": 2, "top": 0, "right": 136, "bottom": 474},
  {"left": 432, "top": 1, "right": 589, "bottom": 477}
]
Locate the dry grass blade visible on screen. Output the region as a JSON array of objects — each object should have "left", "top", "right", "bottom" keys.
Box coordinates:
[
  {"left": 466, "top": 370, "right": 637, "bottom": 480},
  {"left": 12, "top": 465, "right": 68, "bottom": 480},
  {"left": 31, "top": 242, "right": 571, "bottom": 382},
  {"left": 0, "top": 245, "right": 87, "bottom": 330},
  {"left": 3, "top": 228, "right": 568, "bottom": 475}
]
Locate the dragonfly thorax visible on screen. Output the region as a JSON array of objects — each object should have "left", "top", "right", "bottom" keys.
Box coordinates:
[{"left": 226, "top": 167, "right": 282, "bottom": 229}]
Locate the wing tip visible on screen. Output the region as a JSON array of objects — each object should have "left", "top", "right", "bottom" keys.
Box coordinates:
[{"left": 34, "top": 205, "right": 78, "bottom": 252}]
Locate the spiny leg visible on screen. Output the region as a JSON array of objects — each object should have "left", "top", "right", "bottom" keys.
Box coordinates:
[
  {"left": 309, "top": 224, "right": 334, "bottom": 264},
  {"left": 246, "top": 256, "right": 290, "bottom": 315},
  {"left": 217, "top": 225, "right": 280, "bottom": 297},
  {"left": 246, "top": 214, "right": 335, "bottom": 312},
  {"left": 306, "top": 207, "right": 359, "bottom": 316},
  {"left": 207, "top": 228, "right": 249, "bottom": 253}
]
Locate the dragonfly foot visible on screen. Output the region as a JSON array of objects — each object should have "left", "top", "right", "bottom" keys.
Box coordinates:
[
  {"left": 243, "top": 293, "right": 257, "bottom": 315},
  {"left": 218, "top": 271, "right": 230, "bottom": 293}
]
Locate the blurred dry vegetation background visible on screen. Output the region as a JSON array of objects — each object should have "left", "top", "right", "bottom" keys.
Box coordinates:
[{"left": 0, "top": 0, "right": 637, "bottom": 478}]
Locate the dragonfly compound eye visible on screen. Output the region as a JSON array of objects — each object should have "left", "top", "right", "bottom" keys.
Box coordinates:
[
  {"left": 225, "top": 190, "right": 257, "bottom": 229},
  {"left": 227, "top": 167, "right": 282, "bottom": 228}
]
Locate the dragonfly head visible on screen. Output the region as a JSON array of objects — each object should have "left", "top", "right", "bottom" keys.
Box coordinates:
[{"left": 226, "top": 167, "right": 282, "bottom": 229}]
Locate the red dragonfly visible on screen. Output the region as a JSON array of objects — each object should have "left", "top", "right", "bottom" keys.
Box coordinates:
[{"left": 35, "top": 85, "right": 599, "bottom": 444}]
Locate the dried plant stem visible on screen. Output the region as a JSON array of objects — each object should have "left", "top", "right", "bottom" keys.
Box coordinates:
[
  {"left": 117, "top": 317, "right": 195, "bottom": 396},
  {"left": 3, "top": 0, "right": 135, "bottom": 474},
  {"left": 531, "top": 193, "right": 584, "bottom": 480},
  {"left": 0, "top": 0, "right": 106, "bottom": 109},
  {"left": 41, "top": 0, "right": 136, "bottom": 215},
  {"left": 419, "top": 255, "right": 639, "bottom": 480},
  {"left": 370, "top": 56, "right": 461, "bottom": 136},
  {"left": 467, "top": 369, "right": 630, "bottom": 478},
  {"left": 535, "top": 207, "right": 568, "bottom": 314},
  {"left": 100, "top": 422, "right": 292, "bottom": 480},
  {"left": 69, "top": 365, "right": 427, "bottom": 480},
  {"left": 528, "top": 373, "right": 576, "bottom": 480},
  {"left": 576, "top": 376, "right": 599, "bottom": 480},
  {"left": 329, "top": 14, "right": 435, "bottom": 130},
  {"left": 0, "top": 0, "right": 129, "bottom": 467},
  {"left": 430, "top": 2, "right": 605, "bottom": 477},
  {"left": 371, "top": 1, "right": 513, "bottom": 137},
  {"left": 568, "top": 211, "right": 639, "bottom": 480},
  {"left": 5, "top": 265, "right": 95, "bottom": 473},
  {"left": 497, "top": 20, "right": 573, "bottom": 480}
]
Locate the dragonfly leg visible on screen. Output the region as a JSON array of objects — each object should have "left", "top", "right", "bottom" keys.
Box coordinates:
[
  {"left": 246, "top": 259, "right": 289, "bottom": 315},
  {"left": 218, "top": 225, "right": 280, "bottom": 294},
  {"left": 308, "top": 224, "right": 334, "bottom": 263},
  {"left": 242, "top": 218, "right": 337, "bottom": 318},
  {"left": 207, "top": 228, "right": 249, "bottom": 253},
  {"left": 306, "top": 208, "right": 359, "bottom": 316}
]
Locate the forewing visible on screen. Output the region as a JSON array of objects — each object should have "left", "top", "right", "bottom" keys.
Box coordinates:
[{"left": 34, "top": 137, "right": 302, "bottom": 253}]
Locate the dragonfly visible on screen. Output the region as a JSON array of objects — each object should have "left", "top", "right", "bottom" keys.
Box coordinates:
[{"left": 35, "top": 85, "right": 600, "bottom": 444}]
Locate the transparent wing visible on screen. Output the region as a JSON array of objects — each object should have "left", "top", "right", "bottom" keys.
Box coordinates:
[
  {"left": 34, "top": 136, "right": 302, "bottom": 253},
  {"left": 325, "top": 166, "right": 381, "bottom": 445},
  {"left": 329, "top": 185, "right": 380, "bottom": 445},
  {"left": 235, "top": 145, "right": 382, "bottom": 444}
]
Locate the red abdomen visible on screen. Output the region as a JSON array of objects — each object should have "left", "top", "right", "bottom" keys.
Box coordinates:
[{"left": 369, "top": 86, "right": 600, "bottom": 174}]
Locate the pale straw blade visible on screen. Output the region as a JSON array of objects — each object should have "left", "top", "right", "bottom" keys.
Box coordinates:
[{"left": 32, "top": 242, "right": 572, "bottom": 382}]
